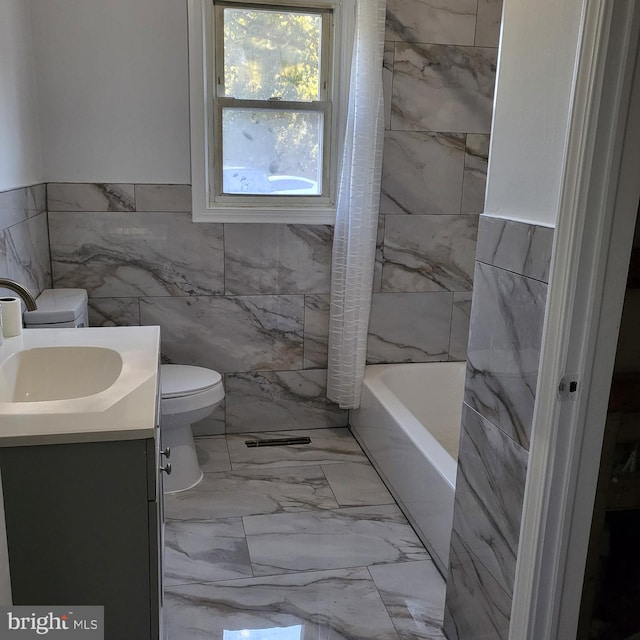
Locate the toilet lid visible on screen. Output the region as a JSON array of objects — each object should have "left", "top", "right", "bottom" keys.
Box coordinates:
[{"left": 161, "top": 364, "right": 222, "bottom": 399}]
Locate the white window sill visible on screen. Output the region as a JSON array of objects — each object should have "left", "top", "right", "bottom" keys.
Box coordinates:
[{"left": 193, "top": 207, "right": 337, "bottom": 224}]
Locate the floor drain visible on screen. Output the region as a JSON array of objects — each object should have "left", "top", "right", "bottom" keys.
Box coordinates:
[{"left": 244, "top": 437, "right": 312, "bottom": 448}]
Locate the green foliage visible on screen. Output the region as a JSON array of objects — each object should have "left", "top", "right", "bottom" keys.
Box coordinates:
[
  {"left": 223, "top": 7, "right": 321, "bottom": 100},
  {"left": 220, "top": 6, "right": 326, "bottom": 183}
]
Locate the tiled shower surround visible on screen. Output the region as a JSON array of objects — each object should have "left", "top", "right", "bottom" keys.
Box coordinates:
[
  {"left": 46, "top": 0, "right": 502, "bottom": 434},
  {"left": 375, "top": 0, "right": 500, "bottom": 364},
  {"left": 0, "top": 184, "right": 51, "bottom": 299},
  {"left": 444, "top": 216, "right": 555, "bottom": 640}
]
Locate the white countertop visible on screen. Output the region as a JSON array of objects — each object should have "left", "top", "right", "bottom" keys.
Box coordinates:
[{"left": 0, "top": 326, "right": 160, "bottom": 446}]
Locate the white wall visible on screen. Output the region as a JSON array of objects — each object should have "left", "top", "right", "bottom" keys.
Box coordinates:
[
  {"left": 0, "top": 0, "right": 43, "bottom": 191},
  {"left": 31, "top": 0, "right": 191, "bottom": 184},
  {"left": 484, "top": 0, "right": 585, "bottom": 227}
]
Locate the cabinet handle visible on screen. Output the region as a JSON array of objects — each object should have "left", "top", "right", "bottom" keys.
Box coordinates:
[
  {"left": 160, "top": 463, "right": 172, "bottom": 475},
  {"left": 161, "top": 447, "right": 171, "bottom": 459}
]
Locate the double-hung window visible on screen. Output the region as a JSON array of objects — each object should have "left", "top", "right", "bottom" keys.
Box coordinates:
[{"left": 189, "top": 0, "right": 349, "bottom": 223}]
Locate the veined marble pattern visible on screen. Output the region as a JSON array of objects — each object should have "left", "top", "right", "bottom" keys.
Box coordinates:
[
  {"left": 0, "top": 232, "right": 8, "bottom": 281},
  {"left": 191, "top": 405, "right": 226, "bottom": 438},
  {"left": 164, "top": 519, "right": 252, "bottom": 586},
  {"left": 5, "top": 212, "right": 52, "bottom": 296},
  {"left": 462, "top": 134, "right": 490, "bottom": 214},
  {"left": 165, "top": 429, "right": 445, "bottom": 639},
  {"left": 465, "top": 262, "right": 547, "bottom": 449},
  {"left": 49, "top": 212, "right": 224, "bottom": 297},
  {"left": 476, "top": 216, "right": 554, "bottom": 283},
  {"left": 476, "top": 0, "right": 504, "bottom": 48},
  {"left": 392, "top": 44, "right": 497, "bottom": 134},
  {"left": 449, "top": 292, "right": 473, "bottom": 361},
  {"left": 0, "top": 184, "right": 46, "bottom": 230},
  {"left": 194, "top": 436, "right": 231, "bottom": 473},
  {"left": 303, "top": 294, "right": 330, "bottom": 369},
  {"left": 382, "top": 215, "right": 478, "bottom": 292},
  {"left": 226, "top": 428, "right": 368, "bottom": 469},
  {"left": 29, "top": 184, "right": 47, "bottom": 216},
  {"left": 134, "top": 184, "right": 191, "bottom": 212},
  {"left": 139, "top": 295, "right": 304, "bottom": 373},
  {"left": 225, "top": 370, "right": 347, "bottom": 432},
  {"left": 243, "top": 504, "right": 430, "bottom": 575},
  {"left": 0, "top": 236, "right": 14, "bottom": 311},
  {"left": 385, "top": 0, "right": 477, "bottom": 46},
  {"left": 47, "top": 183, "right": 135, "bottom": 212},
  {"left": 224, "top": 224, "right": 332, "bottom": 295},
  {"left": 369, "top": 560, "right": 446, "bottom": 640},
  {"left": 321, "top": 461, "right": 395, "bottom": 507},
  {"left": 87, "top": 297, "right": 140, "bottom": 326},
  {"left": 165, "top": 465, "right": 339, "bottom": 521},
  {"left": 374, "top": 215, "right": 386, "bottom": 292},
  {"left": 451, "top": 404, "right": 528, "bottom": 595},
  {"left": 384, "top": 42, "right": 395, "bottom": 130},
  {"left": 444, "top": 531, "right": 511, "bottom": 640},
  {"left": 38, "top": 165, "right": 497, "bottom": 449},
  {"left": 165, "top": 568, "right": 401, "bottom": 640},
  {"left": 367, "top": 292, "right": 453, "bottom": 364},
  {"left": 381, "top": 132, "right": 465, "bottom": 215}
]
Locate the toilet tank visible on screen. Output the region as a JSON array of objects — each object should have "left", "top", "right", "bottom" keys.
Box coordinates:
[{"left": 23, "top": 289, "right": 89, "bottom": 328}]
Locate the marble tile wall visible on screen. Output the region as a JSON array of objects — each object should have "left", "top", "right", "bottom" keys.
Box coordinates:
[
  {"left": 47, "top": 183, "right": 345, "bottom": 434},
  {"left": 444, "top": 215, "right": 555, "bottom": 640},
  {"left": 371, "top": 0, "right": 501, "bottom": 364},
  {"left": 46, "top": 1, "right": 502, "bottom": 431},
  {"left": 0, "top": 184, "right": 51, "bottom": 300}
]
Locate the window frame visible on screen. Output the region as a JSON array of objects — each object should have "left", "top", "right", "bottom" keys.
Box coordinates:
[{"left": 188, "top": 0, "right": 351, "bottom": 224}]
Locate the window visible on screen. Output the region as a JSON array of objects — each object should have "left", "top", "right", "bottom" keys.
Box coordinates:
[
  {"left": 215, "top": 4, "right": 330, "bottom": 199},
  {"left": 188, "top": 0, "right": 351, "bottom": 223}
]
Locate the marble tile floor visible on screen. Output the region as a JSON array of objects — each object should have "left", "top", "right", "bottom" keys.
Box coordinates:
[{"left": 163, "top": 427, "right": 447, "bottom": 640}]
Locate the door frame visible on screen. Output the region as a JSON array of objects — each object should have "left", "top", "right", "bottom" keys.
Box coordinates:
[{"left": 509, "top": 1, "right": 640, "bottom": 638}]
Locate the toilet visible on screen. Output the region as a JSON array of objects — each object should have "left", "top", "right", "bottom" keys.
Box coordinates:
[
  {"left": 159, "top": 364, "right": 223, "bottom": 492},
  {"left": 23, "top": 288, "right": 224, "bottom": 494}
]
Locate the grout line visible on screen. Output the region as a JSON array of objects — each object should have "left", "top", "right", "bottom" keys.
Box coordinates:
[
  {"left": 460, "top": 133, "right": 468, "bottom": 215},
  {"left": 318, "top": 464, "right": 341, "bottom": 507},
  {"left": 239, "top": 515, "right": 254, "bottom": 579},
  {"left": 475, "top": 256, "right": 552, "bottom": 285},
  {"left": 364, "top": 565, "right": 403, "bottom": 640}
]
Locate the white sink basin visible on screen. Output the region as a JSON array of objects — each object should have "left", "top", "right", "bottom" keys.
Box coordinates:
[
  {"left": 0, "top": 346, "right": 123, "bottom": 402},
  {"left": 0, "top": 327, "right": 160, "bottom": 446}
]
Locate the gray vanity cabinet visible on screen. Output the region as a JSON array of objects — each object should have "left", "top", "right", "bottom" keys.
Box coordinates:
[{"left": 0, "top": 435, "right": 163, "bottom": 640}]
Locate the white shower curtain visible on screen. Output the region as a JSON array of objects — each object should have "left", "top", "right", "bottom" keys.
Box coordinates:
[{"left": 327, "top": 0, "right": 386, "bottom": 409}]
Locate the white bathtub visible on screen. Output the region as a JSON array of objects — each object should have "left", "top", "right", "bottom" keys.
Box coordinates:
[{"left": 350, "top": 362, "right": 466, "bottom": 575}]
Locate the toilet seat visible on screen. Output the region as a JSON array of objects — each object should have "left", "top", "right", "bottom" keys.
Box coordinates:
[
  {"left": 161, "top": 364, "right": 222, "bottom": 399},
  {"left": 160, "top": 364, "right": 224, "bottom": 418}
]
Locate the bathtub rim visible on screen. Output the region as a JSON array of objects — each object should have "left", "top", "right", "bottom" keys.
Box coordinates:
[{"left": 358, "top": 362, "right": 464, "bottom": 492}]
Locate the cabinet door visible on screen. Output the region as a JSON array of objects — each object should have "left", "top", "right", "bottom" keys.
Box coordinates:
[
  {"left": 0, "top": 439, "right": 155, "bottom": 640},
  {"left": 147, "top": 434, "right": 163, "bottom": 640}
]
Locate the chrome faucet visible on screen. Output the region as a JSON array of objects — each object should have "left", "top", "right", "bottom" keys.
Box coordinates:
[{"left": 0, "top": 278, "right": 38, "bottom": 311}]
